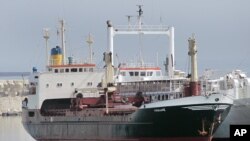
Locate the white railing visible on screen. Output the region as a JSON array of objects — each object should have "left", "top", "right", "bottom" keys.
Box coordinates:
[
  {"left": 114, "top": 25, "right": 170, "bottom": 32},
  {"left": 120, "top": 62, "right": 156, "bottom": 68}
]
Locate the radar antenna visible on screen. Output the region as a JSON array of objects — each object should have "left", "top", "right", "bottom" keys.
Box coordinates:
[
  {"left": 137, "top": 5, "right": 143, "bottom": 17},
  {"left": 86, "top": 33, "right": 94, "bottom": 63},
  {"left": 136, "top": 5, "right": 143, "bottom": 30}
]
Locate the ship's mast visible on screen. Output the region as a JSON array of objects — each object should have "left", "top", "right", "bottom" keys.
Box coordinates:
[
  {"left": 60, "top": 20, "right": 66, "bottom": 65},
  {"left": 168, "top": 26, "right": 175, "bottom": 78},
  {"left": 86, "top": 33, "right": 94, "bottom": 64},
  {"left": 137, "top": 5, "right": 144, "bottom": 66},
  {"left": 188, "top": 34, "right": 199, "bottom": 96},
  {"left": 103, "top": 52, "right": 116, "bottom": 114},
  {"left": 106, "top": 6, "right": 175, "bottom": 78},
  {"left": 43, "top": 28, "right": 50, "bottom": 67},
  {"left": 107, "top": 20, "right": 114, "bottom": 66},
  {"left": 188, "top": 34, "right": 198, "bottom": 82}
]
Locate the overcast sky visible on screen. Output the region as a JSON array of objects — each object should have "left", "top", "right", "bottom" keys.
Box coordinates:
[{"left": 0, "top": 0, "right": 250, "bottom": 75}]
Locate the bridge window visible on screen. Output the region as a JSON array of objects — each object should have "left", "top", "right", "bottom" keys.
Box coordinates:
[
  {"left": 57, "top": 83, "right": 62, "bottom": 87},
  {"left": 140, "top": 72, "right": 146, "bottom": 76},
  {"left": 135, "top": 72, "right": 139, "bottom": 76},
  {"left": 54, "top": 69, "right": 58, "bottom": 73},
  {"left": 129, "top": 72, "right": 134, "bottom": 76},
  {"left": 79, "top": 68, "right": 83, "bottom": 72},
  {"left": 65, "top": 69, "right": 69, "bottom": 73},
  {"left": 60, "top": 69, "right": 64, "bottom": 73},
  {"left": 71, "top": 68, "right": 77, "bottom": 72},
  {"left": 84, "top": 68, "right": 87, "bottom": 72},
  {"left": 147, "top": 72, "right": 153, "bottom": 76},
  {"left": 89, "top": 68, "right": 94, "bottom": 72}
]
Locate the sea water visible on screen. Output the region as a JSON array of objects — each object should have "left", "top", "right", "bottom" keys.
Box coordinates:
[{"left": 0, "top": 116, "right": 35, "bottom": 141}]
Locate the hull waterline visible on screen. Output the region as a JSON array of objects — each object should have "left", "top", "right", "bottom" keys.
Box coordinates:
[{"left": 22, "top": 95, "right": 232, "bottom": 141}]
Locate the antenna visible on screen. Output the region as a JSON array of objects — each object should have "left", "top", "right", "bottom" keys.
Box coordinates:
[
  {"left": 136, "top": 5, "right": 144, "bottom": 66},
  {"left": 138, "top": 34, "right": 144, "bottom": 66},
  {"left": 126, "top": 15, "right": 133, "bottom": 30},
  {"left": 86, "top": 33, "right": 94, "bottom": 63},
  {"left": 60, "top": 19, "right": 66, "bottom": 65},
  {"left": 137, "top": 5, "right": 143, "bottom": 17},
  {"left": 56, "top": 29, "right": 60, "bottom": 42},
  {"left": 156, "top": 52, "right": 159, "bottom": 66},
  {"left": 136, "top": 5, "right": 143, "bottom": 30},
  {"left": 43, "top": 28, "right": 50, "bottom": 67}
]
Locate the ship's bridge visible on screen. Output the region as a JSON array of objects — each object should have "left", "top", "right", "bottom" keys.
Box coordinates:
[
  {"left": 47, "top": 45, "right": 97, "bottom": 74},
  {"left": 47, "top": 63, "right": 96, "bottom": 74},
  {"left": 115, "top": 63, "right": 166, "bottom": 82}
]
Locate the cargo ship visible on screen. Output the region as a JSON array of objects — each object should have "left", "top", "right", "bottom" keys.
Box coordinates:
[
  {"left": 22, "top": 6, "right": 233, "bottom": 141},
  {"left": 200, "top": 70, "right": 250, "bottom": 140}
]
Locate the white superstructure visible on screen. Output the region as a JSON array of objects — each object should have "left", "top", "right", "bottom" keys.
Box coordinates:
[
  {"left": 28, "top": 65, "right": 104, "bottom": 109},
  {"left": 200, "top": 69, "right": 250, "bottom": 99},
  {"left": 27, "top": 20, "right": 105, "bottom": 110}
]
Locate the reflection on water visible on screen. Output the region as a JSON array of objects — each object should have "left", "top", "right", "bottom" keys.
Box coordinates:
[{"left": 0, "top": 116, "right": 35, "bottom": 141}]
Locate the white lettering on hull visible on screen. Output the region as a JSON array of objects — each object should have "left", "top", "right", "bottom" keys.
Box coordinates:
[{"left": 154, "top": 108, "right": 166, "bottom": 112}]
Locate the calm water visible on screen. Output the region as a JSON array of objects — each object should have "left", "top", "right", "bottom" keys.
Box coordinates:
[{"left": 0, "top": 116, "right": 35, "bottom": 141}]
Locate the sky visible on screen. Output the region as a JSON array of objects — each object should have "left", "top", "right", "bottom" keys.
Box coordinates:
[{"left": 0, "top": 0, "right": 250, "bottom": 75}]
